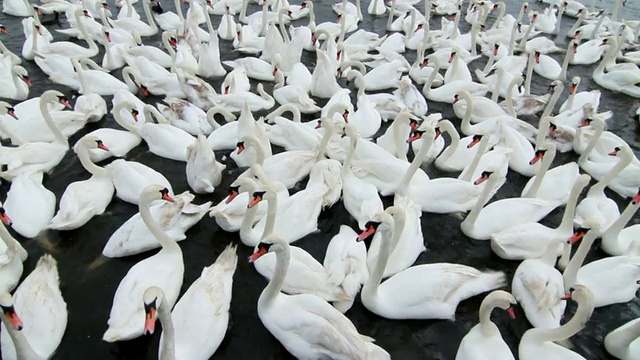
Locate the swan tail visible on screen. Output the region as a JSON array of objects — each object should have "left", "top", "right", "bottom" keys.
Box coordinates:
[
  {"left": 35, "top": 254, "right": 60, "bottom": 283},
  {"left": 365, "top": 342, "right": 391, "bottom": 360},
  {"left": 332, "top": 298, "right": 355, "bottom": 313},
  {"left": 308, "top": 159, "right": 343, "bottom": 208},
  {"left": 209, "top": 243, "right": 238, "bottom": 274}
]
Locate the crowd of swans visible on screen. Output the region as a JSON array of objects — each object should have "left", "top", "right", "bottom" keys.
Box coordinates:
[{"left": 0, "top": 0, "right": 639, "bottom": 358}]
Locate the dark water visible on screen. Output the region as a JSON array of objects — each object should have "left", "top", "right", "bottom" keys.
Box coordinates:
[{"left": 0, "top": 0, "right": 639, "bottom": 359}]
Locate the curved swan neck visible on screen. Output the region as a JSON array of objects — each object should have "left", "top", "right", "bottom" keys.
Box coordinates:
[
  {"left": 478, "top": 296, "right": 503, "bottom": 335},
  {"left": 595, "top": 39, "right": 618, "bottom": 76},
  {"left": 141, "top": 0, "right": 158, "bottom": 32},
  {"left": 507, "top": 21, "right": 517, "bottom": 55},
  {"left": 315, "top": 119, "right": 334, "bottom": 161},
  {"left": 525, "top": 51, "right": 535, "bottom": 95},
  {"left": 591, "top": 148, "right": 632, "bottom": 193},
  {"left": 260, "top": 192, "right": 278, "bottom": 239},
  {"left": 40, "top": 95, "right": 68, "bottom": 147},
  {"left": 423, "top": 57, "right": 440, "bottom": 91},
  {"left": 140, "top": 196, "right": 180, "bottom": 253},
  {"left": 77, "top": 140, "right": 108, "bottom": 177},
  {"left": 398, "top": 129, "right": 434, "bottom": 194},
  {"left": 577, "top": 120, "right": 604, "bottom": 164},
  {"left": 492, "top": 67, "right": 504, "bottom": 102},
  {"left": 243, "top": 135, "right": 266, "bottom": 165},
  {"left": 602, "top": 199, "right": 640, "bottom": 248},
  {"left": 563, "top": 230, "right": 598, "bottom": 290},
  {"left": 464, "top": 174, "right": 500, "bottom": 226},
  {"left": 113, "top": 102, "right": 140, "bottom": 133},
  {"left": 527, "top": 292, "right": 594, "bottom": 342},
  {"left": 343, "top": 132, "right": 358, "bottom": 172},
  {"left": 568, "top": 12, "right": 585, "bottom": 36},
  {"left": 143, "top": 105, "right": 170, "bottom": 125},
  {"left": 505, "top": 76, "right": 522, "bottom": 117},
  {"left": 540, "top": 84, "right": 563, "bottom": 119},
  {"left": 552, "top": 5, "right": 564, "bottom": 34},
  {"left": 268, "top": 104, "right": 300, "bottom": 122},
  {"left": 459, "top": 91, "right": 474, "bottom": 131},
  {"left": 74, "top": 9, "right": 98, "bottom": 53},
  {"left": 362, "top": 213, "right": 396, "bottom": 299},
  {"left": 121, "top": 67, "right": 141, "bottom": 93},
  {"left": 261, "top": 242, "right": 290, "bottom": 303}
]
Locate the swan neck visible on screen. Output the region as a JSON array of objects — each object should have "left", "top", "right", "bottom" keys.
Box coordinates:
[
  {"left": 144, "top": 105, "right": 170, "bottom": 125},
  {"left": 158, "top": 298, "right": 176, "bottom": 360},
  {"left": 524, "top": 147, "right": 554, "bottom": 198},
  {"left": 78, "top": 140, "right": 108, "bottom": 177},
  {"left": 113, "top": 102, "right": 140, "bottom": 133},
  {"left": 563, "top": 231, "right": 598, "bottom": 291},
  {"left": 362, "top": 215, "right": 396, "bottom": 300},
  {"left": 525, "top": 52, "right": 534, "bottom": 95},
  {"left": 540, "top": 86, "right": 562, "bottom": 119},
  {"left": 592, "top": 151, "right": 632, "bottom": 192},
  {"left": 140, "top": 197, "right": 180, "bottom": 253},
  {"left": 577, "top": 121, "right": 603, "bottom": 164},
  {"left": 122, "top": 67, "right": 141, "bottom": 93},
  {"left": 602, "top": 200, "right": 640, "bottom": 249},
  {"left": 460, "top": 136, "right": 489, "bottom": 182},
  {"left": 260, "top": 193, "right": 278, "bottom": 239},
  {"left": 478, "top": 300, "right": 499, "bottom": 335},
  {"left": 343, "top": 134, "right": 357, "bottom": 172},
  {"left": 40, "top": 95, "right": 68, "bottom": 147},
  {"left": 437, "top": 121, "right": 459, "bottom": 163},
  {"left": 315, "top": 120, "right": 333, "bottom": 161},
  {"left": 465, "top": 175, "right": 498, "bottom": 226},
  {"left": 142, "top": 0, "right": 158, "bottom": 32},
  {"left": 491, "top": 68, "right": 503, "bottom": 102},
  {"left": 0, "top": 315, "right": 41, "bottom": 359},
  {"left": 261, "top": 242, "right": 290, "bottom": 304},
  {"left": 75, "top": 10, "right": 98, "bottom": 52},
  {"left": 528, "top": 293, "right": 594, "bottom": 342},
  {"left": 558, "top": 178, "right": 585, "bottom": 233},
  {"left": 398, "top": 131, "right": 432, "bottom": 193}
]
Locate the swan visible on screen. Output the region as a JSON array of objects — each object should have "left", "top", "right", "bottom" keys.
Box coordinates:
[
  {"left": 358, "top": 206, "right": 506, "bottom": 319},
  {"left": 205, "top": 107, "right": 241, "bottom": 150},
  {"left": 574, "top": 146, "right": 631, "bottom": 229},
  {"left": 594, "top": 37, "right": 640, "bottom": 98},
  {"left": 252, "top": 242, "right": 351, "bottom": 303},
  {"left": 213, "top": 83, "right": 275, "bottom": 112},
  {"left": 341, "top": 124, "right": 383, "bottom": 230},
  {"left": 264, "top": 104, "right": 321, "bottom": 151},
  {"left": 72, "top": 57, "right": 133, "bottom": 96},
  {"left": 423, "top": 57, "right": 488, "bottom": 103},
  {"left": 375, "top": 107, "right": 416, "bottom": 161},
  {"left": 272, "top": 68, "right": 320, "bottom": 114},
  {"left": 235, "top": 117, "right": 334, "bottom": 189},
  {"left": 563, "top": 224, "right": 640, "bottom": 308},
  {"left": 109, "top": 0, "right": 158, "bottom": 36},
  {"left": 186, "top": 134, "right": 225, "bottom": 194},
  {"left": 142, "top": 243, "right": 237, "bottom": 359},
  {"left": 460, "top": 171, "right": 562, "bottom": 240},
  {"left": 434, "top": 122, "right": 498, "bottom": 172},
  {"left": 0, "top": 203, "right": 26, "bottom": 293},
  {"left": 250, "top": 234, "right": 390, "bottom": 359},
  {"left": 48, "top": 136, "right": 114, "bottom": 231},
  {"left": 123, "top": 31, "right": 172, "bottom": 68},
  {"left": 512, "top": 240, "right": 567, "bottom": 329},
  {"left": 0, "top": 65, "right": 30, "bottom": 101},
  {"left": 198, "top": 13, "right": 226, "bottom": 78},
  {"left": 0, "top": 255, "right": 66, "bottom": 360},
  {"left": 104, "top": 156, "right": 173, "bottom": 205},
  {"left": 323, "top": 225, "right": 369, "bottom": 313},
  {"left": 134, "top": 104, "right": 196, "bottom": 162},
  {"left": 491, "top": 174, "right": 590, "bottom": 261},
  {"left": 2, "top": 0, "right": 32, "bottom": 16},
  {"left": 158, "top": 98, "right": 213, "bottom": 135},
  {"left": 103, "top": 185, "right": 184, "bottom": 342},
  {"left": 558, "top": 76, "right": 601, "bottom": 113},
  {"left": 518, "top": 285, "right": 595, "bottom": 360},
  {"left": 601, "top": 193, "right": 640, "bottom": 256},
  {"left": 222, "top": 57, "right": 275, "bottom": 81},
  {"left": 605, "top": 316, "right": 640, "bottom": 360},
  {"left": 521, "top": 141, "right": 581, "bottom": 204},
  {"left": 121, "top": 58, "right": 185, "bottom": 98},
  {"left": 455, "top": 290, "right": 516, "bottom": 360},
  {"left": 345, "top": 70, "right": 382, "bottom": 138},
  {"left": 40, "top": 9, "right": 99, "bottom": 58},
  {"left": 103, "top": 191, "right": 210, "bottom": 258}
]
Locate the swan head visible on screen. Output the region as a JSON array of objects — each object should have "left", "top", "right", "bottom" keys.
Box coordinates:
[
  {"left": 357, "top": 210, "right": 393, "bottom": 242},
  {"left": 140, "top": 185, "right": 175, "bottom": 205},
  {"left": 608, "top": 144, "right": 632, "bottom": 159},
  {"left": 569, "top": 220, "right": 600, "bottom": 244},
  {"left": 249, "top": 234, "right": 287, "bottom": 262},
  {"left": 227, "top": 177, "right": 259, "bottom": 204},
  {"left": 0, "top": 101, "right": 18, "bottom": 120},
  {"left": 78, "top": 135, "right": 110, "bottom": 153},
  {"left": 473, "top": 169, "right": 498, "bottom": 185},
  {"left": 561, "top": 285, "right": 594, "bottom": 309},
  {"left": 0, "top": 24, "right": 8, "bottom": 35},
  {"left": 142, "top": 286, "right": 165, "bottom": 335},
  {"left": 41, "top": 90, "right": 72, "bottom": 109},
  {"left": 481, "top": 290, "right": 517, "bottom": 319},
  {"left": 547, "top": 80, "right": 563, "bottom": 94},
  {"left": 407, "top": 122, "right": 436, "bottom": 144},
  {"left": 569, "top": 76, "right": 581, "bottom": 94},
  {"left": 0, "top": 206, "right": 11, "bottom": 226},
  {"left": 0, "top": 292, "right": 22, "bottom": 330}
]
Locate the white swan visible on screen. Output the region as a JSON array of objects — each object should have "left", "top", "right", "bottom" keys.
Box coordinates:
[
  {"left": 0, "top": 90, "right": 70, "bottom": 181},
  {"left": 0, "top": 203, "right": 26, "bottom": 293},
  {"left": 250, "top": 234, "right": 391, "bottom": 360},
  {"left": 512, "top": 240, "right": 566, "bottom": 329},
  {"left": 103, "top": 185, "right": 184, "bottom": 342},
  {"left": 518, "top": 285, "right": 595, "bottom": 360},
  {"left": 491, "top": 174, "right": 590, "bottom": 261},
  {"left": 272, "top": 68, "right": 320, "bottom": 114},
  {"left": 593, "top": 37, "right": 640, "bottom": 98},
  {"left": 102, "top": 191, "right": 210, "bottom": 258},
  {"left": 563, "top": 224, "right": 640, "bottom": 308},
  {"left": 601, "top": 193, "right": 640, "bottom": 256},
  {"left": 136, "top": 104, "right": 196, "bottom": 162},
  {"left": 358, "top": 206, "right": 506, "bottom": 319},
  {"left": 3, "top": 171, "right": 55, "bottom": 239},
  {"left": 605, "top": 316, "right": 640, "bottom": 360},
  {"left": 455, "top": 290, "right": 516, "bottom": 360},
  {"left": 40, "top": 9, "right": 99, "bottom": 58},
  {"left": 48, "top": 136, "right": 114, "bottom": 231},
  {"left": 0, "top": 255, "right": 67, "bottom": 360},
  {"left": 461, "top": 172, "right": 562, "bottom": 240},
  {"left": 186, "top": 134, "right": 225, "bottom": 194},
  {"left": 142, "top": 243, "right": 237, "bottom": 359}
]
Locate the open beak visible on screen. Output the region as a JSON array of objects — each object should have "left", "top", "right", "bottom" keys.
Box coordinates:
[
  {"left": 248, "top": 246, "right": 268, "bottom": 262},
  {"left": 1, "top": 305, "right": 23, "bottom": 330}
]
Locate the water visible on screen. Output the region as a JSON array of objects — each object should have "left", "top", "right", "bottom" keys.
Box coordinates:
[{"left": 0, "top": 0, "right": 639, "bottom": 358}]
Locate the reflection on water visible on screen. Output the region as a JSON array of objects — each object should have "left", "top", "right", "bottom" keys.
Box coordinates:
[{"left": 0, "top": 0, "right": 639, "bottom": 359}]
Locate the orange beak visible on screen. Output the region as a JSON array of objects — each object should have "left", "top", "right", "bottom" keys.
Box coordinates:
[
  {"left": 632, "top": 191, "right": 640, "bottom": 205},
  {"left": 96, "top": 142, "right": 110, "bottom": 151},
  {"left": 568, "top": 229, "right": 586, "bottom": 244},
  {"left": 609, "top": 148, "right": 620, "bottom": 156},
  {"left": 225, "top": 187, "right": 239, "bottom": 204},
  {"left": 23, "top": 76, "right": 32, "bottom": 87},
  {"left": 448, "top": 52, "right": 456, "bottom": 63},
  {"left": 236, "top": 143, "right": 245, "bottom": 154},
  {"left": 1, "top": 305, "right": 23, "bottom": 330},
  {"left": 140, "top": 86, "right": 149, "bottom": 97},
  {"left": 106, "top": 32, "right": 112, "bottom": 42},
  {"left": 357, "top": 223, "right": 378, "bottom": 242},
  {"left": 131, "top": 109, "right": 139, "bottom": 121},
  {"left": 0, "top": 26, "right": 8, "bottom": 35},
  {"left": 0, "top": 208, "right": 12, "bottom": 226},
  {"left": 529, "top": 151, "right": 545, "bottom": 165},
  {"left": 535, "top": 52, "right": 541, "bottom": 63},
  {"left": 507, "top": 307, "right": 516, "bottom": 319},
  {"left": 247, "top": 192, "right": 264, "bottom": 208},
  {"left": 569, "top": 83, "right": 577, "bottom": 94},
  {"left": 162, "top": 193, "right": 175, "bottom": 202},
  {"left": 59, "top": 97, "right": 72, "bottom": 109},
  {"left": 143, "top": 305, "right": 157, "bottom": 335},
  {"left": 561, "top": 293, "right": 572, "bottom": 300},
  {"left": 409, "top": 119, "right": 419, "bottom": 131},
  {"left": 420, "top": 58, "right": 428, "bottom": 68},
  {"left": 248, "top": 246, "right": 268, "bottom": 262},
  {"left": 467, "top": 135, "right": 482, "bottom": 148},
  {"left": 407, "top": 131, "right": 423, "bottom": 143},
  {"left": 6, "top": 109, "right": 18, "bottom": 120},
  {"left": 548, "top": 123, "right": 557, "bottom": 137}
]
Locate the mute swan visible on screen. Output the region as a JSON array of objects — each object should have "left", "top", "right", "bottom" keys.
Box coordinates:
[
  {"left": 358, "top": 206, "right": 506, "bottom": 319},
  {"left": 252, "top": 242, "right": 351, "bottom": 303},
  {"left": 142, "top": 243, "right": 237, "bottom": 359},
  {"left": 605, "top": 316, "right": 640, "bottom": 360},
  {"left": 72, "top": 57, "right": 133, "bottom": 96},
  {"left": 109, "top": 0, "right": 158, "bottom": 36},
  {"left": 563, "top": 225, "right": 640, "bottom": 308},
  {"left": 518, "top": 285, "right": 595, "bottom": 360},
  {"left": 559, "top": 76, "right": 601, "bottom": 113},
  {"left": 136, "top": 104, "right": 196, "bottom": 162},
  {"left": 461, "top": 172, "right": 562, "bottom": 240},
  {"left": 186, "top": 134, "right": 225, "bottom": 194},
  {"left": 213, "top": 83, "right": 275, "bottom": 112},
  {"left": 0, "top": 65, "right": 30, "bottom": 101},
  {"left": 323, "top": 225, "right": 369, "bottom": 313},
  {"left": 0, "top": 203, "right": 26, "bottom": 293},
  {"left": 3, "top": 170, "right": 55, "bottom": 239},
  {"left": 574, "top": 146, "right": 631, "bottom": 229},
  {"left": 272, "top": 68, "right": 320, "bottom": 114},
  {"left": 423, "top": 57, "right": 488, "bottom": 103},
  {"left": 48, "top": 136, "right": 114, "bottom": 231},
  {"left": 250, "top": 234, "right": 390, "bottom": 359},
  {"left": 594, "top": 37, "right": 640, "bottom": 98},
  {"left": 0, "top": 255, "right": 67, "bottom": 360},
  {"left": 601, "top": 192, "right": 640, "bottom": 256},
  {"left": 512, "top": 240, "right": 566, "bottom": 329},
  {"left": 103, "top": 186, "right": 184, "bottom": 342},
  {"left": 491, "top": 174, "right": 590, "bottom": 261},
  {"left": 157, "top": 98, "right": 212, "bottom": 136},
  {"left": 41, "top": 9, "right": 99, "bottom": 58},
  {"left": 104, "top": 157, "right": 173, "bottom": 206},
  {"left": 345, "top": 70, "right": 382, "bottom": 138},
  {"left": 2, "top": 0, "right": 32, "bottom": 16},
  {"left": 455, "top": 290, "right": 516, "bottom": 360},
  {"left": 342, "top": 124, "right": 383, "bottom": 230},
  {"left": 103, "top": 191, "right": 209, "bottom": 258}
]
